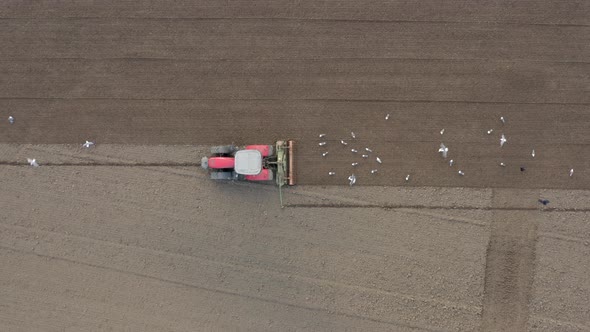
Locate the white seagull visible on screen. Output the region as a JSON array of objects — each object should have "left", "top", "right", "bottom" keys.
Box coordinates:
[
  {"left": 440, "top": 129, "right": 445, "bottom": 135},
  {"left": 376, "top": 157, "right": 382, "bottom": 164},
  {"left": 405, "top": 174, "right": 410, "bottom": 182},
  {"left": 458, "top": 170, "right": 465, "bottom": 176},
  {"left": 569, "top": 168, "right": 574, "bottom": 177},
  {"left": 531, "top": 149, "right": 535, "bottom": 158},
  {"left": 348, "top": 174, "right": 356, "bottom": 186},
  {"left": 82, "top": 140, "right": 95, "bottom": 148},
  {"left": 27, "top": 158, "right": 39, "bottom": 167},
  {"left": 8, "top": 116, "right": 15, "bottom": 124},
  {"left": 385, "top": 114, "right": 390, "bottom": 120},
  {"left": 438, "top": 143, "right": 449, "bottom": 158},
  {"left": 500, "top": 134, "right": 507, "bottom": 147},
  {"left": 500, "top": 116, "right": 506, "bottom": 124}
]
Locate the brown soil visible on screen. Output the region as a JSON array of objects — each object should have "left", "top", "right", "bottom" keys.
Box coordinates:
[{"left": 1, "top": 1, "right": 589, "bottom": 331}]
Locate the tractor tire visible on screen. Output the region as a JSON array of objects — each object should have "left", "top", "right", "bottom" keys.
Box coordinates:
[
  {"left": 210, "top": 171, "right": 236, "bottom": 180},
  {"left": 211, "top": 145, "right": 236, "bottom": 155}
]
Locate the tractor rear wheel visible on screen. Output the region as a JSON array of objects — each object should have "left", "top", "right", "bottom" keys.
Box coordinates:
[
  {"left": 210, "top": 171, "right": 236, "bottom": 180},
  {"left": 211, "top": 145, "right": 236, "bottom": 155}
]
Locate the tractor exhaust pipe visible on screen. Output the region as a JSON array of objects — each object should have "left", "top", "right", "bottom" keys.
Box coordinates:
[{"left": 288, "top": 140, "right": 295, "bottom": 186}]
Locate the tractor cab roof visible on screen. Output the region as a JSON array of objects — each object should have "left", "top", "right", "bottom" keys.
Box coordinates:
[{"left": 234, "top": 149, "right": 262, "bottom": 175}]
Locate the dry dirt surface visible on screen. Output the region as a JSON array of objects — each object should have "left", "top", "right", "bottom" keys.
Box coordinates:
[{"left": 1, "top": 1, "right": 590, "bottom": 332}]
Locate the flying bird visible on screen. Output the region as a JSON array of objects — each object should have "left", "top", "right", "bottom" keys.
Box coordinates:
[
  {"left": 82, "top": 140, "right": 95, "bottom": 148},
  {"left": 438, "top": 143, "right": 448, "bottom": 158},
  {"left": 500, "top": 134, "right": 507, "bottom": 147},
  {"left": 27, "top": 158, "right": 39, "bottom": 167},
  {"left": 348, "top": 174, "right": 356, "bottom": 186}
]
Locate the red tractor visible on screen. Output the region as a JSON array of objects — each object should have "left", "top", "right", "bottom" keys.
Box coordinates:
[{"left": 201, "top": 140, "right": 295, "bottom": 188}]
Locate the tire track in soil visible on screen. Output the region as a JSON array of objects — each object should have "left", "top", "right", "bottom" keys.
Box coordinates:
[
  {"left": 285, "top": 203, "right": 590, "bottom": 213},
  {"left": 481, "top": 190, "right": 539, "bottom": 331}
]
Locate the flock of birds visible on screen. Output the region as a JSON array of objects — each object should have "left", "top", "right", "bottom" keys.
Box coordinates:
[
  {"left": 318, "top": 131, "right": 383, "bottom": 186},
  {"left": 7, "top": 115, "right": 95, "bottom": 167},
  {"left": 318, "top": 114, "right": 575, "bottom": 187}
]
